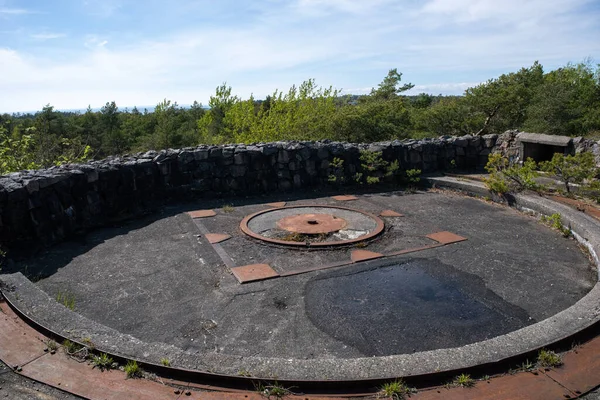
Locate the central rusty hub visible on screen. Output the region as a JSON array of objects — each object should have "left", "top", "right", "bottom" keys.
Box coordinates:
[{"left": 276, "top": 213, "right": 347, "bottom": 234}]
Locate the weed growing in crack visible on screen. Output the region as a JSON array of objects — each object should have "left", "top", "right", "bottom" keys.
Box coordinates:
[
  {"left": 92, "top": 353, "right": 114, "bottom": 371},
  {"left": 45, "top": 339, "right": 58, "bottom": 352},
  {"left": 55, "top": 290, "right": 75, "bottom": 310},
  {"left": 537, "top": 349, "right": 562, "bottom": 368},
  {"left": 160, "top": 358, "right": 171, "bottom": 367},
  {"left": 379, "top": 379, "right": 413, "bottom": 399},
  {"left": 255, "top": 381, "right": 293, "bottom": 399},
  {"left": 124, "top": 360, "right": 143, "bottom": 378},
  {"left": 453, "top": 373, "right": 475, "bottom": 388},
  {"left": 520, "top": 359, "right": 535, "bottom": 372},
  {"left": 540, "top": 213, "right": 571, "bottom": 238}
]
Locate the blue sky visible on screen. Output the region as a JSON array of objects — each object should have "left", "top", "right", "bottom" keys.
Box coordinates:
[{"left": 1, "top": 0, "right": 599, "bottom": 113}]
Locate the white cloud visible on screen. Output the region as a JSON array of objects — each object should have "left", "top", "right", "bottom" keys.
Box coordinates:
[
  {"left": 0, "top": 0, "right": 598, "bottom": 112},
  {"left": 408, "top": 82, "right": 480, "bottom": 95},
  {"left": 0, "top": 7, "right": 31, "bottom": 15},
  {"left": 82, "top": 0, "right": 122, "bottom": 17},
  {"left": 30, "top": 33, "right": 66, "bottom": 40}
]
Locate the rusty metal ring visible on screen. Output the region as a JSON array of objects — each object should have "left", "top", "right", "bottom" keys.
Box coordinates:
[{"left": 240, "top": 205, "right": 385, "bottom": 247}]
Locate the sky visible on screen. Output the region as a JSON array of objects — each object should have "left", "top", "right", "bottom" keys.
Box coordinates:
[{"left": 0, "top": 0, "right": 599, "bottom": 113}]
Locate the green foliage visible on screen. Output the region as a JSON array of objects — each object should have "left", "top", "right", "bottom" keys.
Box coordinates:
[
  {"left": 56, "top": 290, "right": 75, "bottom": 310},
  {"left": 540, "top": 213, "right": 571, "bottom": 237},
  {"left": 540, "top": 152, "right": 598, "bottom": 194},
  {"left": 453, "top": 373, "right": 475, "bottom": 388},
  {"left": 328, "top": 157, "right": 346, "bottom": 184},
  {"left": 537, "top": 349, "right": 562, "bottom": 368},
  {"left": 0, "top": 126, "right": 39, "bottom": 174},
  {"left": 379, "top": 379, "right": 412, "bottom": 399},
  {"left": 412, "top": 96, "right": 479, "bottom": 136},
  {"left": 222, "top": 204, "right": 235, "bottom": 213},
  {"left": 358, "top": 150, "right": 397, "bottom": 184},
  {"left": 465, "top": 61, "right": 545, "bottom": 135},
  {"left": 524, "top": 61, "right": 600, "bottom": 135},
  {"left": 405, "top": 168, "right": 421, "bottom": 185},
  {"left": 483, "top": 154, "right": 540, "bottom": 194},
  {"left": 1, "top": 60, "right": 599, "bottom": 173},
  {"left": 124, "top": 360, "right": 142, "bottom": 378},
  {"left": 92, "top": 353, "right": 114, "bottom": 371},
  {"left": 160, "top": 358, "right": 171, "bottom": 367},
  {"left": 45, "top": 339, "right": 58, "bottom": 352}
]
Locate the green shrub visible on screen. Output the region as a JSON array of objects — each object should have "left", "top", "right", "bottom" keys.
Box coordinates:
[
  {"left": 540, "top": 152, "right": 598, "bottom": 194},
  {"left": 483, "top": 153, "right": 541, "bottom": 194},
  {"left": 328, "top": 157, "right": 346, "bottom": 184},
  {"left": 540, "top": 213, "right": 571, "bottom": 237}
]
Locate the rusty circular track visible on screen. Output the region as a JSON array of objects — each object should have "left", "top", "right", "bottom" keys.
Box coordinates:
[{"left": 240, "top": 205, "right": 385, "bottom": 247}]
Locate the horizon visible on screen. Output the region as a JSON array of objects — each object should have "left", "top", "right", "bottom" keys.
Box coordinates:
[{"left": 1, "top": 0, "right": 599, "bottom": 114}]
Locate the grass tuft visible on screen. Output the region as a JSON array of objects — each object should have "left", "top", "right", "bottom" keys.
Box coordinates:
[
  {"left": 453, "top": 373, "right": 475, "bottom": 388},
  {"left": 92, "top": 353, "right": 114, "bottom": 371},
  {"left": 379, "top": 379, "right": 412, "bottom": 399},
  {"left": 222, "top": 204, "right": 235, "bottom": 213},
  {"left": 160, "top": 358, "right": 171, "bottom": 367},
  {"left": 56, "top": 290, "right": 75, "bottom": 310},
  {"left": 124, "top": 360, "right": 143, "bottom": 379},
  {"left": 45, "top": 339, "right": 58, "bottom": 352},
  {"left": 537, "top": 349, "right": 562, "bottom": 368},
  {"left": 255, "top": 381, "right": 292, "bottom": 399}
]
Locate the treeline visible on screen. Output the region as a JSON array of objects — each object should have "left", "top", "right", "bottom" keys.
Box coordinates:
[{"left": 1, "top": 60, "right": 599, "bottom": 175}]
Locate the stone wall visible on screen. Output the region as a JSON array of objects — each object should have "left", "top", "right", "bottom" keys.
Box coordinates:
[{"left": 0, "top": 135, "right": 500, "bottom": 249}]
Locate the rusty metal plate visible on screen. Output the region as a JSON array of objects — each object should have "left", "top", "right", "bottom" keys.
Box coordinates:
[
  {"left": 276, "top": 213, "right": 348, "bottom": 234},
  {"left": 187, "top": 209, "right": 217, "bottom": 218},
  {"left": 231, "top": 264, "right": 279, "bottom": 283},
  {"left": 21, "top": 353, "right": 177, "bottom": 400},
  {"left": 426, "top": 231, "right": 467, "bottom": 245},
  {"left": 413, "top": 372, "right": 572, "bottom": 399},
  {"left": 332, "top": 195, "right": 358, "bottom": 201},
  {"left": 0, "top": 302, "right": 48, "bottom": 367},
  {"left": 545, "top": 335, "right": 600, "bottom": 395},
  {"left": 380, "top": 210, "right": 404, "bottom": 217},
  {"left": 350, "top": 250, "right": 384, "bottom": 263},
  {"left": 205, "top": 233, "right": 231, "bottom": 244}
]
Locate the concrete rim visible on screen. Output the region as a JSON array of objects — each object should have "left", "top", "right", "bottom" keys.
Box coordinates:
[
  {"left": 239, "top": 205, "right": 385, "bottom": 247},
  {"left": 1, "top": 182, "right": 599, "bottom": 382}
]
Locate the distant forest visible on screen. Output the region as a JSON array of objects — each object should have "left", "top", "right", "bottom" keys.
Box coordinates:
[{"left": 1, "top": 60, "right": 599, "bottom": 175}]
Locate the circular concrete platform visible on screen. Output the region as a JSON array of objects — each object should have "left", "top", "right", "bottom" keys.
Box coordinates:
[{"left": 1, "top": 187, "right": 598, "bottom": 381}]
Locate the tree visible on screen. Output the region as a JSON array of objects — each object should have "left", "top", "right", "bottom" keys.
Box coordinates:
[
  {"left": 370, "top": 68, "right": 414, "bottom": 101},
  {"left": 412, "top": 96, "right": 478, "bottom": 137},
  {"left": 0, "top": 125, "right": 39, "bottom": 174},
  {"left": 524, "top": 61, "right": 600, "bottom": 136},
  {"left": 465, "top": 61, "right": 544, "bottom": 135},
  {"left": 540, "top": 152, "right": 598, "bottom": 194},
  {"left": 197, "top": 83, "right": 239, "bottom": 143},
  {"left": 100, "top": 101, "right": 126, "bottom": 154}
]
